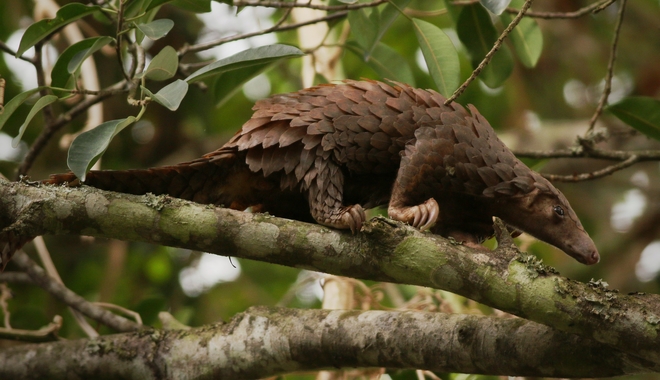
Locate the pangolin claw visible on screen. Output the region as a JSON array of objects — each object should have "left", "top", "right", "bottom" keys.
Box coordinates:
[
  {"left": 341, "top": 204, "right": 366, "bottom": 233},
  {"left": 388, "top": 198, "right": 439, "bottom": 231}
]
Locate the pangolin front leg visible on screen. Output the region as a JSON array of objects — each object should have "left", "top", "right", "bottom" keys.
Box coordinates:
[{"left": 306, "top": 159, "right": 366, "bottom": 233}]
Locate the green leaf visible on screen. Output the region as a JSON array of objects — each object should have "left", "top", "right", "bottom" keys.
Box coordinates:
[
  {"left": 144, "top": 46, "right": 178, "bottom": 81},
  {"left": 480, "top": 0, "right": 512, "bottom": 15},
  {"left": 185, "top": 44, "right": 304, "bottom": 83},
  {"left": 136, "top": 19, "right": 175, "bottom": 41},
  {"left": 51, "top": 37, "right": 114, "bottom": 97},
  {"left": 501, "top": 13, "right": 543, "bottom": 68},
  {"left": 16, "top": 3, "right": 102, "bottom": 57},
  {"left": 349, "top": 0, "right": 413, "bottom": 60},
  {"left": 68, "top": 117, "right": 137, "bottom": 181},
  {"left": 170, "top": 0, "right": 211, "bottom": 13},
  {"left": 212, "top": 64, "right": 272, "bottom": 107},
  {"left": 480, "top": 44, "right": 514, "bottom": 88},
  {"left": 12, "top": 95, "right": 58, "bottom": 147},
  {"left": 144, "top": 80, "right": 189, "bottom": 110},
  {"left": 67, "top": 36, "right": 114, "bottom": 74},
  {"left": 0, "top": 87, "right": 44, "bottom": 131},
  {"left": 412, "top": 18, "right": 460, "bottom": 97},
  {"left": 348, "top": 8, "right": 378, "bottom": 54},
  {"left": 145, "top": 0, "right": 175, "bottom": 12},
  {"left": 607, "top": 97, "right": 660, "bottom": 141},
  {"left": 345, "top": 41, "right": 415, "bottom": 86},
  {"left": 456, "top": 4, "right": 513, "bottom": 88}
]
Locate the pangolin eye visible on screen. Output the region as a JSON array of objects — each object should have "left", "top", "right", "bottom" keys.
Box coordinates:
[{"left": 553, "top": 205, "right": 565, "bottom": 216}]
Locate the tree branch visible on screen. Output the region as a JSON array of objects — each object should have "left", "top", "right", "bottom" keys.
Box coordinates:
[
  {"left": 11, "top": 250, "right": 141, "bottom": 333},
  {"left": 1, "top": 179, "right": 659, "bottom": 365},
  {"left": 0, "top": 306, "right": 655, "bottom": 379}
]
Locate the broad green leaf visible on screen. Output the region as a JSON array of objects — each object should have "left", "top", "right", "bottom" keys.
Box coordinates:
[
  {"left": 501, "top": 13, "right": 543, "bottom": 68},
  {"left": 51, "top": 37, "right": 114, "bottom": 96},
  {"left": 146, "top": 0, "right": 175, "bottom": 12},
  {"left": 124, "top": 0, "right": 150, "bottom": 18},
  {"left": 67, "top": 37, "right": 114, "bottom": 74},
  {"left": 144, "top": 46, "right": 178, "bottom": 81},
  {"left": 348, "top": 8, "right": 378, "bottom": 55},
  {"left": 412, "top": 19, "right": 460, "bottom": 97},
  {"left": 212, "top": 64, "right": 272, "bottom": 107},
  {"left": 480, "top": 44, "right": 514, "bottom": 88},
  {"left": 16, "top": 3, "right": 102, "bottom": 57},
  {"left": 457, "top": 4, "right": 513, "bottom": 88},
  {"left": 136, "top": 19, "right": 174, "bottom": 41},
  {"left": 608, "top": 97, "right": 660, "bottom": 141},
  {"left": 68, "top": 117, "right": 137, "bottom": 181},
  {"left": 480, "top": 0, "right": 512, "bottom": 15},
  {"left": 144, "top": 80, "right": 189, "bottom": 110},
  {"left": 170, "top": 0, "right": 211, "bottom": 13},
  {"left": 354, "top": 0, "right": 413, "bottom": 60},
  {"left": 185, "top": 44, "right": 304, "bottom": 83},
  {"left": 0, "top": 87, "right": 44, "bottom": 131},
  {"left": 12, "top": 95, "right": 58, "bottom": 147},
  {"left": 345, "top": 41, "right": 415, "bottom": 86}
]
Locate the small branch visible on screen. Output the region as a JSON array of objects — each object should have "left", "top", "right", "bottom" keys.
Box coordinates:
[
  {"left": 0, "top": 316, "right": 62, "bottom": 343},
  {"left": 232, "top": 0, "right": 388, "bottom": 11},
  {"left": 514, "top": 147, "right": 660, "bottom": 161},
  {"left": 541, "top": 154, "right": 639, "bottom": 182},
  {"left": 451, "top": 0, "right": 616, "bottom": 19},
  {"left": 180, "top": 11, "right": 348, "bottom": 57},
  {"left": 11, "top": 251, "right": 141, "bottom": 333},
  {"left": 33, "top": 44, "right": 55, "bottom": 126},
  {"left": 586, "top": 0, "right": 627, "bottom": 135},
  {"left": 0, "top": 40, "right": 35, "bottom": 64},
  {"left": 0, "top": 271, "right": 33, "bottom": 284},
  {"left": 115, "top": 0, "right": 131, "bottom": 82},
  {"left": 505, "top": 0, "right": 616, "bottom": 19},
  {"left": 445, "top": 0, "right": 534, "bottom": 105}
]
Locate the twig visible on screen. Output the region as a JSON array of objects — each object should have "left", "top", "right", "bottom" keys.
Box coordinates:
[
  {"left": 513, "top": 147, "right": 660, "bottom": 161},
  {"left": 34, "top": 237, "right": 99, "bottom": 338},
  {"left": 0, "top": 283, "right": 11, "bottom": 328},
  {"left": 232, "top": 0, "right": 388, "bottom": 11},
  {"left": 32, "top": 43, "right": 56, "bottom": 129},
  {"left": 0, "top": 272, "right": 32, "bottom": 284},
  {"left": 180, "top": 11, "right": 348, "bottom": 57},
  {"left": 15, "top": 80, "right": 128, "bottom": 179},
  {"left": 541, "top": 154, "right": 639, "bottom": 182},
  {"left": 115, "top": 0, "right": 130, "bottom": 82},
  {"left": 444, "top": 0, "right": 534, "bottom": 105},
  {"left": 451, "top": 0, "right": 616, "bottom": 19},
  {"left": 505, "top": 0, "right": 616, "bottom": 19},
  {"left": 0, "top": 40, "right": 35, "bottom": 63},
  {"left": 586, "top": 0, "right": 627, "bottom": 135},
  {"left": 11, "top": 251, "right": 142, "bottom": 333},
  {"left": 0, "top": 315, "right": 62, "bottom": 342}
]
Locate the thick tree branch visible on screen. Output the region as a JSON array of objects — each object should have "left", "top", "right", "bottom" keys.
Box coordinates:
[
  {"left": 0, "top": 306, "right": 655, "bottom": 379},
  {"left": 1, "top": 180, "right": 660, "bottom": 365}
]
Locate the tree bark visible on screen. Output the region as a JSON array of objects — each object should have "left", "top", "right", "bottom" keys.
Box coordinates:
[
  {"left": 0, "top": 306, "right": 655, "bottom": 379},
  {"left": 1, "top": 179, "right": 660, "bottom": 371}
]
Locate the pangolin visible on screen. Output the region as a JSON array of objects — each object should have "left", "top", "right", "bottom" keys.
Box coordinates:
[{"left": 44, "top": 79, "right": 599, "bottom": 265}]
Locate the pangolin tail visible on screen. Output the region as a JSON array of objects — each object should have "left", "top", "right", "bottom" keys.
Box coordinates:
[{"left": 44, "top": 153, "right": 251, "bottom": 208}]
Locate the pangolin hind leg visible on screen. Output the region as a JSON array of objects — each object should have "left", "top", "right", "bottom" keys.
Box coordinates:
[
  {"left": 306, "top": 159, "right": 365, "bottom": 233},
  {"left": 387, "top": 129, "right": 441, "bottom": 231}
]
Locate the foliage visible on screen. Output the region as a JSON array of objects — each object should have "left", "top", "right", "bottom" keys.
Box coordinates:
[{"left": 1, "top": 0, "right": 660, "bottom": 378}]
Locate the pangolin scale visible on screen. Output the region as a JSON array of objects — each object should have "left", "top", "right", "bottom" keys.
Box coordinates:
[{"left": 44, "top": 80, "right": 599, "bottom": 265}]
